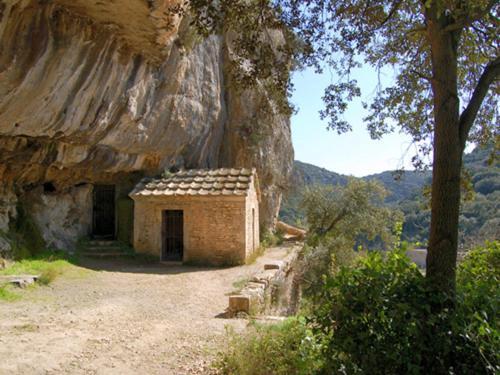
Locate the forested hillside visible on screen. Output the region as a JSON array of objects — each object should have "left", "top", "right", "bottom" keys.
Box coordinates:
[{"left": 280, "top": 145, "right": 499, "bottom": 248}]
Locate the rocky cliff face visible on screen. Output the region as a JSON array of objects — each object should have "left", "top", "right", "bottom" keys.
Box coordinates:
[{"left": 0, "top": 0, "right": 293, "bottom": 254}]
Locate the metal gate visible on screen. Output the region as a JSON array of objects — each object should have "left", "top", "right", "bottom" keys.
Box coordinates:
[
  {"left": 162, "top": 210, "right": 184, "bottom": 261},
  {"left": 92, "top": 185, "right": 116, "bottom": 238}
]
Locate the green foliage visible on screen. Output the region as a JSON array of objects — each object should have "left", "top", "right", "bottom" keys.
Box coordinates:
[
  {"left": 455, "top": 241, "right": 500, "bottom": 373},
  {"left": 400, "top": 144, "right": 500, "bottom": 248},
  {"left": 186, "top": 0, "right": 298, "bottom": 116},
  {"left": 37, "top": 266, "right": 60, "bottom": 285},
  {"left": 161, "top": 169, "right": 173, "bottom": 179},
  {"left": 7, "top": 201, "right": 45, "bottom": 259},
  {"left": 0, "top": 250, "right": 76, "bottom": 286},
  {"left": 301, "top": 178, "right": 400, "bottom": 247},
  {"left": 312, "top": 250, "right": 437, "bottom": 374},
  {"left": 310, "top": 242, "right": 500, "bottom": 374},
  {"left": 299, "top": 238, "right": 360, "bottom": 302},
  {"left": 0, "top": 285, "right": 20, "bottom": 301},
  {"left": 0, "top": 250, "right": 81, "bottom": 301},
  {"left": 215, "top": 242, "right": 499, "bottom": 374},
  {"left": 284, "top": 145, "right": 499, "bottom": 249},
  {"left": 296, "top": 179, "right": 400, "bottom": 302},
  {"left": 245, "top": 245, "right": 265, "bottom": 265},
  {"left": 214, "top": 317, "right": 323, "bottom": 375},
  {"left": 261, "top": 229, "right": 284, "bottom": 248},
  {"left": 174, "top": 15, "right": 203, "bottom": 54},
  {"left": 188, "top": 0, "right": 498, "bottom": 150}
]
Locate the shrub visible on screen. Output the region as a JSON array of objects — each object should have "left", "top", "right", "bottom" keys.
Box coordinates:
[
  {"left": 299, "top": 237, "right": 359, "bottom": 301},
  {"left": 455, "top": 241, "right": 499, "bottom": 373},
  {"left": 261, "top": 230, "right": 284, "bottom": 248},
  {"left": 311, "top": 242, "right": 500, "bottom": 374},
  {"left": 37, "top": 266, "right": 60, "bottom": 285},
  {"left": 312, "top": 249, "right": 434, "bottom": 374},
  {"left": 215, "top": 317, "right": 322, "bottom": 375}
]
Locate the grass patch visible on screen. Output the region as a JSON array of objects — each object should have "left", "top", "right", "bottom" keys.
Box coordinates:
[
  {"left": 214, "top": 317, "right": 322, "bottom": 375},
  {"left": 37, "top": 266, "right": 59, "bottom": 285},
  {"left": 245, "top": 246, "right": 266, "bottom": 265},
  {"left": 261, "top": 230, "right": 285, "bottom": 248},
  {"left": 245, "top": 229, "right": 286, "bottom": 265},
  {"left": 0, "top": 285, "right": 20, "bottom": 301},
  {"left": 0, "top": 251, "right": 72, "bottom": 277},
  {"left": 0, "top": 249, "right": 86, "bottom": 292},
  {"left": 14, "top": 323, "right": 39, "bottom": 332},
  {"left": 232, "top": 277, "right": 249, "bottom": 291},
  {"left": 226, "top": 277, "right": 250, "bottom": 296}
]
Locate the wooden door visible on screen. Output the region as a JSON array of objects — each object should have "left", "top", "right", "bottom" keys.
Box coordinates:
[
  {"left": 93, "top": 185, "right": 115, "bottom": 238},
  {"left": 162, "top": 210, "right": 183, "bottom": 261}
]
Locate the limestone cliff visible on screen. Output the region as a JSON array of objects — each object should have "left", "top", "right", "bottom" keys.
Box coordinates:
[{"left": 0, "top": 0, "right": 293, "bottom": 254}]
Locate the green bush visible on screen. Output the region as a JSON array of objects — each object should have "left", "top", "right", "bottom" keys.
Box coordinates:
[
  {"left": 215, "top": 242, "right": 498, "bottom": 374},
  {"left": 455, "top": 241, "right": 499, "bottom": 373},
  {"left": 299, "top": 237, "right": 359, "bottom": 301},
  {"left": 37, "top": 266, "right": 60, "bottom": 285},
  {"left": 261, "top": 230, "right": 284, "bottom": 248},
  {"left": 215, "top": 317, "right": 322, "bottom": 375},
  {"left": 311, "top": 242, "right": 499, "bottom": 374}
]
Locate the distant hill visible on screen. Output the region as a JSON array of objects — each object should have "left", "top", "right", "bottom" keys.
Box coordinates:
[
  {"left": 280, "top": 145, "right": 499, "bottom": 248},
  {"left": 279, "top": 160, "right": 430, "bottom": 225},
  {"left": 364, "top": 170, "right": 431, "bottom": 204},
  {"left": 279, "top": 161, "right": 347, "bottom": 226}
]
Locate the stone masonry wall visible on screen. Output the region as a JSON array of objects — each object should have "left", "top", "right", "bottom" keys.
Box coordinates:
[
  {"left": 228, "top": 245, "right": 300, "bottom": 316},
  {"left": 245, "top": 177, "right": 260, "bottom": 257},
  {"left": 132, "top": 196, "right": 248, "bottom": 265}
]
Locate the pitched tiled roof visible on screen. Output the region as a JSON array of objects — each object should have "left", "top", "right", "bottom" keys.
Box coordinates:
[{"left": 130, "top": 168, "right": 257, "bottom": 197}]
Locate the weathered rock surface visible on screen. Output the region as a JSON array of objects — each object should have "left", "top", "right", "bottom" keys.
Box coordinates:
[{"left": 0, "top": 0, "right": 293, "bottom": 251}]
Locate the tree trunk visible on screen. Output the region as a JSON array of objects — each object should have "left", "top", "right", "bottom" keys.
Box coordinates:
[{"left": 425, "top": 20, "right": 462, "bottom": 296}]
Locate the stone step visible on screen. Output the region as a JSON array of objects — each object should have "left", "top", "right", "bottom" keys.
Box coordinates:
[
  {"left": 87, "top": 240, "right": 120, "bottom": 247},
  {"left": 84, "top": 246, "right": 124, "bottom": 252}
]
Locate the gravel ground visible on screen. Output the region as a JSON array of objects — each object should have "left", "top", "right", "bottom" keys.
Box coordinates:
[{"left": 0, "top": 246, "right": 292, "bottom": 374}]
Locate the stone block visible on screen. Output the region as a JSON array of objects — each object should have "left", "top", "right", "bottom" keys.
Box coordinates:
[
  {"left": 229, "top": 295, "right": 250, "bottom": 313},
  {"left": 264, "top": 261, "right": 284, "bottom": 270},
  {"left": 251, "top": 269, "right": 277, "bottom": 286}
]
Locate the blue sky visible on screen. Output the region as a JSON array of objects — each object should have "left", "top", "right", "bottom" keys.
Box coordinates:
[{"left": 290, "top": 66, "right": 416, "bottom": 177}]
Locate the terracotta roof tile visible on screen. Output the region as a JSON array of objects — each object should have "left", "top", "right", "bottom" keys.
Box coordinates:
[{"left": 130, "top": 168, "right": 257, "bottom": 198}]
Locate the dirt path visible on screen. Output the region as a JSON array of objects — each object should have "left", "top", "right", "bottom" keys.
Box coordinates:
[{"left": 0, "top": 246, "right": 293, "bottom": 374}]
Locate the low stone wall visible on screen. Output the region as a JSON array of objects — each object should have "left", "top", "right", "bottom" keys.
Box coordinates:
[{"left": 228, "top": 247, "right": 299, "bottom": 316}]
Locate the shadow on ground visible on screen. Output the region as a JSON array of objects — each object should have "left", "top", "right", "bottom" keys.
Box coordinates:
[{"left": 75, "top": 256, "right": 232, "bottom": 275}]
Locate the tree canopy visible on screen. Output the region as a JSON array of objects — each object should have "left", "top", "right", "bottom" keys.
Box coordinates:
[{"left": 186, "top": 0, "right": 498, "bottom": 150}]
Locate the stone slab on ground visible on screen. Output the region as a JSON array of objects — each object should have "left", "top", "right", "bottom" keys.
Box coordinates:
[{"left": 0, "top": 275, "right": 39, "bottom": 288}]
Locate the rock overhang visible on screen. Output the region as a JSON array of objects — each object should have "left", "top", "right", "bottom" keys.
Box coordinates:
[{"left": 4, "top": 0, "right": 183, "bottom": 63}]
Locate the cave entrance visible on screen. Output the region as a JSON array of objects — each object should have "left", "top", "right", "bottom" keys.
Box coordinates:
[{"left": 92, "top": 185, "right": 116, "bottom": 239}]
